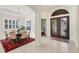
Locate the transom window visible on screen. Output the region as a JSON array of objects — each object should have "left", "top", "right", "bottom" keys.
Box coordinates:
[{"left": 51, "top": 9, "right": 69, "bottom": 16}]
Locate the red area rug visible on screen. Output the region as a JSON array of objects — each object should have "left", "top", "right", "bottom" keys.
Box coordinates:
[{"left": 0, "top": 38, "right": 35, "bottom": 53}]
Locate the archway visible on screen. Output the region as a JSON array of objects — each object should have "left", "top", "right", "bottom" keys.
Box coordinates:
[{"left": 50, "top": 9, "right": 70, "bottom": 41}]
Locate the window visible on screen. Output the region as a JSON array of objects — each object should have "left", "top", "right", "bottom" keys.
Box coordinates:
[
  {"left": 5, "top": 19, "right": 18, "bottom": 29},
  {"left": 25, "top": 21, "right": 31, "bottom": 30},
  {"left": 13, "top": 20, "right": 15, "bottom": 28},
  {"left": 5, "top": 19, "right": 8, "bottom": 29},
  {"left": 51, "top": 9, "right": 69, "bottom": 16},
  {"left": 26, "top": 21, "right": 31, "bottom": 30},
  {"left": 9, "top": 20, "right": 12, "bottom": 29},
  {"left": 16, "top": 21, "right": 18, "bottom": 28}
]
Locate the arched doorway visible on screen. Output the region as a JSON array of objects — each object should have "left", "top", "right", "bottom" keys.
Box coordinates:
[{"left": 50, "top": 9, "right": 69, "bottom": 40}]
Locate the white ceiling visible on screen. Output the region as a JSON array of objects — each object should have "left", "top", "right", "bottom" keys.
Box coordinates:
[
  {"left": 28, "top": 5, "right": 60, "bottom": 12},
  {"left": 0, "top": 5, "right": 34, "bottom": 16},
  {"left": 0, "top": 5, "right": 60, "bottom": 15},
  {"left": 0, "top": 5, "right": 60, "bottom": 13}
]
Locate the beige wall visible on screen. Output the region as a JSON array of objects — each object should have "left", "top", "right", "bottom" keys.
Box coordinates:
[{"left": 77, "top": 6, "right": 79, "bottom": 48}]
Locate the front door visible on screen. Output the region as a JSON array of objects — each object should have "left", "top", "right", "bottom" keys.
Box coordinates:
[{"left": 51, "top": 16, "right": 69, "bottom": 39}]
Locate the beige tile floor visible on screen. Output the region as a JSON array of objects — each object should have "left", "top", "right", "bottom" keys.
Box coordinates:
[{"left": 0, "top": 37, "right": 79, "bottom": 53}]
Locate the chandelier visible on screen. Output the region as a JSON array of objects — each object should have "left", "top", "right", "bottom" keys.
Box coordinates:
[{"left": 17, "top": 8, "right": 22, "bottom": 21}]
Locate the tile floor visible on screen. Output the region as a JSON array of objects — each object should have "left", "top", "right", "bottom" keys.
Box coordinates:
[{"left": 0, "top": 37, "right": 79, "bottom": 53}]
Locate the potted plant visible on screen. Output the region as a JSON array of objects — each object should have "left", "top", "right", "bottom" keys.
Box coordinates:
[
  {"left": 17, "top": 29, "right": 21, "bottom": 34},
  {"left": 21, "top": 26, "right": 25, "bottom": 32}
]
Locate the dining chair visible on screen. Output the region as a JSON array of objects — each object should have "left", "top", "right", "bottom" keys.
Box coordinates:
[
  {"left": 20, "top": 31, "right": 27, "bottom": 39},
  {"left": 27, "top": 31, "right": 30, "bottom": 38},
  {"left": 4, "top": 31, "right": 8, "bottom": 39},
  {"left": 9, "top": 31, "right": 16, "bottom": 40}
]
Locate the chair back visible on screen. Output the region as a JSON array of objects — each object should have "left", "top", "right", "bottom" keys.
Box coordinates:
[
  {"left": 21, "top": 31, "right": 27, "bottom": 39},
  {"left": 9, "top": 31, "right": 16, "bottom": 39},
  {"left": 27, "top": 31, "right": 30, "bottom": 38}
]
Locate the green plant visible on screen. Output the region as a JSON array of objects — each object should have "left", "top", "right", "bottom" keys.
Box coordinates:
[
  {"left": 17, "top": 29, "right": 21, "bottom": 34},
  {"left": 21, "top": 26, "right": 25, "bottom": 30}
]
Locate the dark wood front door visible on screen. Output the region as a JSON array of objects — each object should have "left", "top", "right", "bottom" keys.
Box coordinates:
[{"left": 51, "top": 16, "right": 69, "bottom": 39}]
